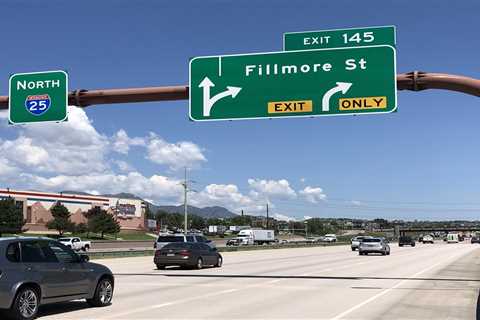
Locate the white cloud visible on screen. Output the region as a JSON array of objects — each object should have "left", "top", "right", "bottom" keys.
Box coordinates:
[
  {"left": 0, "top": 106, "right": 108, "bottom": 175},
  {"left": 247, "top": 178, "right": 296, "bottom": 199},
  {"left": 0, "top": 106, "right": 208, "bottom": 204},
  {"left": 300, "top": 186, "right": 327, "bottom": 203},
  {"left": 300, "top": 177, "right": 306, "bottom": 183},
  {"left": 146, "top": 133, "right": 206, "bottom": 170},
  {"left": 114, "top": 160, "right": 134, "bottom": 172},
  {"left": 0, "top": 158, "right": 18, "bottom": 176},
  {"left": 22, "top": 172, "right": 183, "bottom": 204},
  {"left": 350, "top": 200, "right": 364, "bottom": 206},
  {"left": 273, "top": 213, "right": 296, "bottom": 222},
  {"left": 190, "top": 183, "right": 262, "bottom": 213},
  {"left": 112, "top": 129, "right": 145, "bottom": 154}
]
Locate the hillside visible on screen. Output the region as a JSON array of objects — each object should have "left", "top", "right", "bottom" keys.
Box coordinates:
[{"left": 60, "top": 190, "right": 237, "bottom": 219}]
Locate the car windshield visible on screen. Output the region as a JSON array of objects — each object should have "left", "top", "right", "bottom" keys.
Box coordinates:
[
  {"left": 58, "top": 238, "right": 71, "bottom": 242},
  {"left": 157, "top": 236, "right": 184, "bottom": 242},
  {"left": 362, "top": 239, "right": 381, "bottom": 243},
  {"left": 162, "top": 243, "right": 193, "bottom": 249}
]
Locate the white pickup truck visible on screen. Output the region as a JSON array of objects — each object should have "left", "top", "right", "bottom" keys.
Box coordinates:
[{"left": 58, "top": 237, "right": 91, "bottom": 251}]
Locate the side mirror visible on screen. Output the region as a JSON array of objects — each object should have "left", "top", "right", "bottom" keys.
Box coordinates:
[{"left": 78, "top": 254, "right": 90, "bottom": 263}]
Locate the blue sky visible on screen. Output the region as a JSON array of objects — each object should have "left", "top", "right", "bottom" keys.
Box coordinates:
[{"left": 0, "top": 1, "right": 479, "bottom": 221}]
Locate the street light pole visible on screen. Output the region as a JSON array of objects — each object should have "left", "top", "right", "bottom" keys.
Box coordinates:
[
  {"left": 304, "top": 221, "right": 308, "bottom": 239},
  {"left": 183, "top": 167, "right": 188, "bottom": 234}
]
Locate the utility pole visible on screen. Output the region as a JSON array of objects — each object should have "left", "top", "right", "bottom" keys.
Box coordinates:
[
  {"left": 266, "top": 203, "right": 269, "bottom": 229},
  {"left": 182, "top": 167, "right": 188, "bottom": 234}
]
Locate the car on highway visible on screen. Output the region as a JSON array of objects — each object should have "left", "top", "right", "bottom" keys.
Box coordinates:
[
  {"left": 398, "top": 235, "right": 416, "bottom": 247},
  {"left": 0, "top": 237, "right": 114, "bottom": 320},
  {"left": 58, "top": 237, "right": 91, "bottom": 251},
  {"left": 305, "top": 237, "right": 317, "bottom": 243},
  {"left": 350, "top": 236, "right": 373, "bottom": 251},
  {"left": 226, "top": 238, "right": 242, "bottom": 246},
  {"left": 154, "top": 242, "right": 223, "bottom": 270},
  {"left": 359, "top": 238, "right": 390, "bottom": 256},
  {"left": 471, "top": 236, "right": 480, "bottom": 244},
  {"left": 421, "top": 235, "right": 434, "bottom": 244},
  {"left": 323, "top": 234, "right": 337, "bottom": 242},
  {"left": 154, "top": 233, "right": 215, "bottom": 250},
  {"left": 447, "top": 233, "right": 459, "bottom": 243}
]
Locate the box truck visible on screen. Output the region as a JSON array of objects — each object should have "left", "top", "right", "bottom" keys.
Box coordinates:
[{"left": 236, "top": 229, "right": 276, "bottom": 245}]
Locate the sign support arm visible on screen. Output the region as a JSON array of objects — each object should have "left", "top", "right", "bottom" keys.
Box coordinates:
[{"left": 0, "top": 72, "right": 479, "bottom": 110}]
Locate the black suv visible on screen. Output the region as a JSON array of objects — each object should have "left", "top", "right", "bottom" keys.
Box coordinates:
[{"left": 398, "top": 236, "right": 416, "bottom": 247}]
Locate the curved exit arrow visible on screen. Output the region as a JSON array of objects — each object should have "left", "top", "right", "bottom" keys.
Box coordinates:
[
  {"left": 199, "top": 77, "right": 242, "bottom": 117},
  {"left": 322, "top": 82, "right": 352, "bottom": 112}
]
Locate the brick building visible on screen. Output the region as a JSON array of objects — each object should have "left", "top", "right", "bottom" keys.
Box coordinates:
[{"left": 0, "top": 189, "right": 147, "bottom": 232}]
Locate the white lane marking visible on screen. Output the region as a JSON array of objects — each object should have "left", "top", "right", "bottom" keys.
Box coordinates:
[
  {"left": 329, "top": 247, "right": 475, "bottom": 320},
  {"left": 265, "top": 260, "right": 369, "bottom": 285},
  {"left": 100, "top": 288, "right": 238, "bottom": 319}
]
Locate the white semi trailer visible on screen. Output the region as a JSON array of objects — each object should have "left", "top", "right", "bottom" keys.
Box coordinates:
[{"left": 236, "top": 229, "right": 276, "bottom": 245}]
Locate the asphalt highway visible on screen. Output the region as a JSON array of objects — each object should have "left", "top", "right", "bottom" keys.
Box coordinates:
[{"left": 38, "top": 242, "right": 480, "bottom": 319}]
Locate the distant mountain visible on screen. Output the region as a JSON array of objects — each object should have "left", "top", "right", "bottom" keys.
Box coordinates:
[
  {"left": 101, "top": 192, "right": 143, "bottom": 200},
  {"left": 61, "top": 190, "right": 95, "bottom": 196},
  {"left": 60, "top": 190, "right": 237, "bottom": 219},
  {"left": 61, "top": 191, "right": 142, "bottom": 200},
  {"left": 152, "top": 204, "right": 237, "bottom": 219}
]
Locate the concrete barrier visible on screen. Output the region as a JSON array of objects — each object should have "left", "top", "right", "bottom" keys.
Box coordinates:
[{"left": 87, "top": 242, "right": 348, "bottom": 259}]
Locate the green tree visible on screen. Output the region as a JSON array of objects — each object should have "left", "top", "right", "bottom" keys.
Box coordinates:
[
  {"left": 190, "top": 214, "right": 206, "bottom": 230},
  {"left": 0, "top": 197, "right": 25, "bottom": 236},
  {"left": 46, "top": 202, "right": 74, "bottom": 236},
  {"left": 74, "top": 222, "right": 88, "bottom": 234},
  {"left": 88, "top": 210, "right": 120, "bottom": 238},
  {"left": 145, "top": 205, "right": 155, "bottom": 220},
  {"left": 230, "top": 215, "right": 252, "bottom": 226},
  {"left": 83, "top": 206, "right": 104, "bottom": 237}
]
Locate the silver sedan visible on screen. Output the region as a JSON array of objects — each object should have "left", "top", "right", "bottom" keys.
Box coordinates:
[{"left": 359, "top": 238, "right": 390, "bottom": 256}]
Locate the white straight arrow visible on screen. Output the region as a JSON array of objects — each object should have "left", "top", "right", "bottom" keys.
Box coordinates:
[
  {"left": 198, "top": 77, "right": 242, "bottom": 117},
  {"left": 322, "top": 82, "right": 353, "bottom": 112}
]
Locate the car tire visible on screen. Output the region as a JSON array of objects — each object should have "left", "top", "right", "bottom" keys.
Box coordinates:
[
  {"left": 351, "top": 247, "right": 355, "bottom": 251},
  {"left": 196, "top": 258, "right": 203, "bottom": 269},
  {"left": 399, "top": 244, "right": 403, "bottom": 247},
  {"left": 83, "top": 245, "right": 90, "bottom": 252},
  {"left": 87, "top": 277, "right": 114, "bottom": 307},
  {"left": 387, "top": 251, "right": 390, "bottom": 255},
  {"left": 156, "top": 264, "right": 165, "bottom": 270},
  {"left": 215, "top": 256, "right": 223, "bottom": 267},
  {"left": 9, "top": 286, "right": 39, "bottom": 320}
]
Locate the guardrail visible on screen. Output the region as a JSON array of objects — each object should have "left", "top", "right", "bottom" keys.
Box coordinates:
[{"left": 87, "top": 241, "right": 349, "bottom": 259}]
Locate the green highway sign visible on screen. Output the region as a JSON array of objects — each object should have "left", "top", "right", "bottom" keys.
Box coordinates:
[
  {"left": 284, "top": 26, "right": 395, "bottom": 51},
  {"left": 189, "top": 45, "right": 396, "bottom": 121},
  {"left": 9, "top": 70, "right": 68, "bottom": 125}
]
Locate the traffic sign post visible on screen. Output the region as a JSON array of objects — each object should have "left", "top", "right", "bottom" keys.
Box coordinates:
[
  {"left": 189, "top": 45, "right": 396, "bottom": 121},
  {"left": 284, "top": 26, "right": 395, "bottom": 51},
  {"left": 8, "top": 70, "right": 68, "bottom": 124}
]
